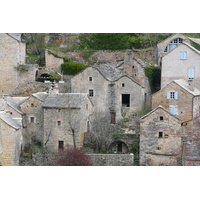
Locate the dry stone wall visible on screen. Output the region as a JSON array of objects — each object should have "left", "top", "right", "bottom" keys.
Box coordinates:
[{"left": 89, "top": 154, "right": 134, "bottom": 166}]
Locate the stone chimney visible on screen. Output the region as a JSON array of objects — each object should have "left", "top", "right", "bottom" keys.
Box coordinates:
[
  {"left": 49, "top": 82, "right": 59, "bottom": 97},
  {"left": 188, "top": 79, "right": 194, "bottom": 92}
]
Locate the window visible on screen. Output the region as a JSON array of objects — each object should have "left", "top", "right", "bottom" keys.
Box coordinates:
[
  {"left": 58, "top": 141, "right": 64, "bottom": 151},
  {"left": 180, "top": 51, "right": 187, "bottom": 60},
  {"left": 89, "top": 77, "right": 92, "bottom": 82},
  {"left": 89, "top": 89, "right": 94, "bottom": 97},
  {"left": 160, "top": 116, "right": 163, "bottom": 121},
  {"left": 167, "top": 92, "right": 178, "bottom": 100},
  {"left": 122, "top": 94, "right": 130, "bottom": 107},
  {"left": 31, "top": 103, "right": 34, "bottom": 107},
  {"left": 30, "top": 117, "right": 34, "bottom": 123},
  {"left": 57, "top": 121, "right": 61, "bottom": 126},
  {"left": 159, "top": 132, "right": 163, "bottom": 138},
  {"left": 122, "top": 83, "right": 125, "bottom": 87},
  {"left": 110, "top": 112, "right": 116, "bottom": 124},
  {"left": 164, "top": 38, "right": 183, "bottom": 53},
  {"left": 170, "top": 106, "right": 177, "bottom": 115},
  {"left": 188, "top": 68, "right": 194, "bottom": 79}
]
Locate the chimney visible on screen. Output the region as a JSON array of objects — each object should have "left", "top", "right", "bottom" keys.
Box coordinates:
[
  {"left": 49, "top": 82, "right": 59, "bottom": 97},
  {"left": 188, "top": 79, "right": 194, "bottom": 91}
]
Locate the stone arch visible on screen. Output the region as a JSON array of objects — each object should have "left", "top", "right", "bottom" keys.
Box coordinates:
[{"left": 109, "top": 140, "right": 129, "bottom": 153}]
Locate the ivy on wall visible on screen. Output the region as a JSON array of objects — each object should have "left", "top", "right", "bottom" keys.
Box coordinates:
[{"left": 144, "top": 65, "right": 161, "bottom": 93}]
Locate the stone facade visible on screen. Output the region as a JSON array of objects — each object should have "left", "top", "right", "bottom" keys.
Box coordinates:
[
  {"left": 152, "top": 79, "right": 200, "bottom": 122},
  {"left": 157, "top": 33, "right": 190, "bottom": 66},
  {"left": 161, "top": 42, "right": 200, "bottom": 90},
  {"left": 0, "top": 34, "right": 38, "bottom": 95},
  {"left": 0, "top": 111, "right": 22, "bottom": 166},
  {"left": 20, "top": 92, "right": 48, "bottom": 145},
  {"left": 71, "top": 64, "right": 146, "bottom": 124},
  {"left": 43, "top": 92, "right": 93, "bottom": 153},
  {"left": 140, "top": 106, "right": 182, "bottom": 166}
]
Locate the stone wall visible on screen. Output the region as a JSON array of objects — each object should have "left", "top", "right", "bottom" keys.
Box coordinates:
[
  {"left": 0, "top": 119, "right": 22, "bottom": 166},
  {"left": 0, "top": 34, "right": 26, "bottom": 95},
  {"left": 152, "top": 81, "right": 193, "bottom": 122},
  {"left": 89, "top": 154, "right": 134, "bottom": 166},
  {"left": 140, "top": 107, "right": 182, "bottom": 166},
  {"left": 45, "top": 49, "right": 156, "bottom": 67}
]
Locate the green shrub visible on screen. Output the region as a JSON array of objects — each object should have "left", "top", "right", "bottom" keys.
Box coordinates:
[
  {"left": 144, "top": 66, "right": 161, "bottom": 93},
  {"left": 61, "top": 61, "right": 87, "bottom": 75},
  {"left": 49, "top": 71, "right": 61, "bottom": 82}
]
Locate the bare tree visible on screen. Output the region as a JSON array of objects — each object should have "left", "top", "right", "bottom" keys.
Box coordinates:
[{"left": 84, "top": 113, "right": 118, "bottom": 153}]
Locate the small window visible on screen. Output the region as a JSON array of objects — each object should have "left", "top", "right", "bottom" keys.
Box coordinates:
[
  {"left": 122, "top": 83, "right": 125, "bottom": 87},
  {"left": 157, "top": 147, "right": 161, "bottom": 150},
  {"left": 111, "top": 112, "right": 116, "bottom": 124},
  {"left": 165, "top": 134, "right": 169, "bottom": 138},
  {"left": 31, "top": 103, "right": 34, "bottom": 107},
  {"left": 57, "top": 121, "right": 61, "bottom": 126},
  {"left": 180, "top": 51, "right": 187, "bottom": 60},
  {"left": 167, "top": 92, "right": 178, "bottom": 100},
  {"left": 57, "top": 109, "right": 61, "bottom": 112},
  {"left": 58, "top": 141, "right": 64, "bottom": 151},
  {"left": 159, "top": 132, "right": 163, "bottom": 138},
  {"left": 89, "top": 77, "right": 92, "bottom": 82},
  {"left": 89, "top": 89, "right": 94, "bottom": 97},
  {"left": 30, "top": 117, "right": 35, "bottom": 123},
  {"left": 160, "top": 116, "right": 163, "bottom": 121}
]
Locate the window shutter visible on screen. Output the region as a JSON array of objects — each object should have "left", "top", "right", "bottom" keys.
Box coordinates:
[
  {"left": 180, "top": 51, "right": 187, "bottom": 60},
  {"left": 184, "top": 52, "right": 187, "bottom": 60},
  {"left": 167, "top": 92, "right": 170, "bottom": 99},
  {"left": 188, "top": 68, "right": 194, "bottom": 78},
  {"left": 174, "top": 107, "right": 177, "bottom": 115},
  {"left": 175, "top": 92, "right": 178, "bottom": 100},
  {"left": 170, "top": 106, "right": 174, "bottom": 114},
  {"left": 180, "top": 52, "right": 183, "bottom": 59}
]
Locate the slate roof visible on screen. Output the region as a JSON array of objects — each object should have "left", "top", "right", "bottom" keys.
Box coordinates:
[
  {"left": 0, "top": 111, "right": 21, "bottom": 130},
  {"left": 32, "top": 92, "right": 48, "bottom": 102},
  {"left": 6, "top": 97, "right": 28, "bottom": 114},
  {"left": 93, "top": 63, "right": 144, "bottom": 87},
  {"left": 173, "top": 79, "right": 200, "bottom": 96},
  {"left": 43, "top": 93, "right": 88, "bottom": 109},
  {"left": 7, "top": 33, "right": 22, "bottom": 42}
]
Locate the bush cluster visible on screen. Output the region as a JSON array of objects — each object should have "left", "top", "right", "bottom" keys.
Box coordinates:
[{"left": 61, "top": 61, "right": 87, "bottom": 75}]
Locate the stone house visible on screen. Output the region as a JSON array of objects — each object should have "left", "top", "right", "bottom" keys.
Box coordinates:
[
  {"left": 152, "top": 79, "right": 200, "bottom": 122},
  {"left": 0, "top": 33, "right": 38, "bottom": 95},
  {"left": 43, "top": 92, "right": 93, "bottom": 153},
  {"left": 157, "top": 33, "right": 190, "bottom": 65},
  {"left": 161, "top": 42, "right": 200, "bottom": 90},
  {"left": 71, "top": 63, "right": 148, "bottom": 125},
  {"left": 20, "top": 92, "right": 48, "bottom": 146},
  {"left": 140, "top": 105, "right": 182, "bottom": 166},
  {"left": 0, "top": 110, "right": 22, "bottom": 166}
]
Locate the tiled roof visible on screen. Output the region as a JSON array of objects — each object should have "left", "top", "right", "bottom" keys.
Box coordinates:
[
  {"left": 6, "top": 97, "right": 28, "bottom": 114},
  {"left": 173, "top": 79, "right": 200, "bottom": 96},
  {"left": 32, "top": 92, "right": 48, "bottom": 102},
  {"left": 93, "top": 63, "right": 144, "bottom": 87},
  {"left": 43, "top": 93, "right": 88, "bottom": 109},
  {"left": 0, "top": 111, "right": 21, "bottom": 130},
  {"left": 141, "top": 105, "right": 180, "bottom": 120}
]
